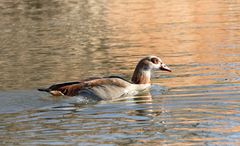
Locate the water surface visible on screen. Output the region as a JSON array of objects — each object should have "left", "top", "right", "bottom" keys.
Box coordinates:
[{"left": 0, "top": 0, "right": 240, "bottom": 145}]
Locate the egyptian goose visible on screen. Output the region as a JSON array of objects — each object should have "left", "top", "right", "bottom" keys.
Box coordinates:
[{"left": 38, "top": 56, "right": 171, "bottom": 101}]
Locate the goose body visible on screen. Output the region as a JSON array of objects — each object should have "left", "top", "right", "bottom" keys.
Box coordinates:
[{"left": 38, "top": 56, "right": 171, "bottom": 100}]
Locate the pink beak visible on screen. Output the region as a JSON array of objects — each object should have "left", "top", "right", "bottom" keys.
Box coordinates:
[{"left": 160, "top": 63, "right": 172, "bottom": 72}]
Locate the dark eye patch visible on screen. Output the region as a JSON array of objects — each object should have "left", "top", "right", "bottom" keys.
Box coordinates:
[{"left": 150, "top": 57, "right": 159, "bottom": 64}]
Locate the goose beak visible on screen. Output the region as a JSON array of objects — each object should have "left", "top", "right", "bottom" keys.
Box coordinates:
[{"left": 160, "top": 63, "right": 172, "bottom": 72}]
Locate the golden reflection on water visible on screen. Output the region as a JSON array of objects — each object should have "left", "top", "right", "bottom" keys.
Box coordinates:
[{"left": 0, "top": 0, "right": 239, "bottom": 89}]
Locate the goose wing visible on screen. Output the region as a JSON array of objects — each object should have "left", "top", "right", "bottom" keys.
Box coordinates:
[{"left": 38, "top": 77, "right": 136, "bottom": 100}]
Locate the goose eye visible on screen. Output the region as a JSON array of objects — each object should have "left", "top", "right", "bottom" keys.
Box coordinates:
[{"left": 150, "top": 58, "right": 159, "bottom": 64}]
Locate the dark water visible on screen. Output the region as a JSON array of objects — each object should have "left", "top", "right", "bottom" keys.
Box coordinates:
[{"left": 1, "top": 0, "right": 240, "bottom": 145}]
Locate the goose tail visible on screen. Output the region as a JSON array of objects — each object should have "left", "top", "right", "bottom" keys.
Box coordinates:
[{"left": 38, "top": 88, "right": 50, "bottom": 92}]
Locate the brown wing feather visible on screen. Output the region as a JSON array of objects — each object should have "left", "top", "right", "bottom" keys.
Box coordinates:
[
  {"left": 56, "top": 78, "right": 128, "bottom": 96},
  {"left": 48, "top": 81, "right": 81, "bottom": 91},
  {"left": 58, "top": 83, "right": 86, "bottom": 96},
  {"left": 48, "top": 77, "right": 102, "bottom": 91}
]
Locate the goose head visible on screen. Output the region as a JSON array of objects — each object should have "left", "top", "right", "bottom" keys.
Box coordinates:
[{"left": 131, "top": 56, "right": 171, "bottom": 84}]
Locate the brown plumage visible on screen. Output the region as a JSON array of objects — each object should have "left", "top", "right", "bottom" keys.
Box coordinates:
[
  {"left": 38, "top": 56, "right": 171, "bottom": 100},
  {"left": 54, "top": 77, "right": 127, "bottom": 96},
  {"left": 131, "top": 59, "right": 151, "bottom": 84}
]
